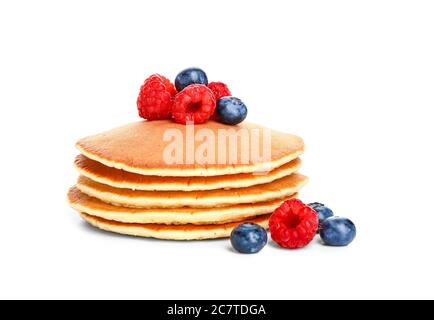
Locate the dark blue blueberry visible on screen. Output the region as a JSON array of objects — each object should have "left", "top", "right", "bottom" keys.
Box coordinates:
[
  {"left": 308, "top": 202, "right": 325, "bottom": 210},
  {"left": 308, "top": 203, "right": 334, "bottom": 230},
  {"left": 216, "top": 97, "right": 248, "bottom": 125},
  {"left": 230, "top": 223, "right": 267, "bottom": 254},
  {"left": 320, "top": 217, "right": 356, "bottom": 246},
  {"left": 175, "top": 67, "right": 208, "bottom": 91}
]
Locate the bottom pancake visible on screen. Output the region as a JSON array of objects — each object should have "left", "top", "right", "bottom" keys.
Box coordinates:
[
  {"left": 68, "top": 186, "right": 295, "bottom": 225},
  {"left": 80, "top": 212, "right": 270, "bottom": 240}
]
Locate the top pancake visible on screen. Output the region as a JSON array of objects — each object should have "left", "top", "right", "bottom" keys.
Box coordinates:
[{"left": 76, "top": 120, "right": 304, "bottom": 176}]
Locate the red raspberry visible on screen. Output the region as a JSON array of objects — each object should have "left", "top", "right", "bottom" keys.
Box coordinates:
[
  {"left": 158, "top": 74, "right": 177, "bottom": 96},
  {"left": 269, "top": 199, "right": 318, "bottom": 249},
  {"left": 137, "top": 74, "right": 177, "bottom": 120},
  {"left": 172, "top": 84, "right": 216, "bottom": 124},
  {"left": 208, "top": 82, "right": 231, "bottom": 101}
]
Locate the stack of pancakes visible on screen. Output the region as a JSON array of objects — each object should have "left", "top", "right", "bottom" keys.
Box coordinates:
[{"left": 67, "top": 120, "right": 308, "bottom": 240}]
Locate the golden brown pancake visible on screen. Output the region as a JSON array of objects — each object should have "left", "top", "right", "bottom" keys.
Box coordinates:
[
  {"left": 76, "top": 120, "right": 304, "bottom": 176},
  {"left": 76, "top": 173, "right": 308, "bottom": 208},
  {"left": 80, "top": 212, "right": 271, "bottom": 240},
  {"left": 68, "top": 186, "right": 296, "bottom": 224},
  {"left": 74, "top": 154, "right": 302, "bottom": 191}
]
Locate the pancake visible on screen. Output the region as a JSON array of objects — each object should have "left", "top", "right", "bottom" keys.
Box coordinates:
[
  {"left": 68, "top": 186, "right": 297, "bottom": 224},
  {"left": 74, "top": 154, "right": 302, "bottom": 191},
  {"left": 76, "top": 120, "right": 304, "bottom": 177},
  {"left": 76, "top": 173, "right": 308, "bottom": 208},
  {"left": 80, "top": 212, "right": 271, "bottom": 240}
]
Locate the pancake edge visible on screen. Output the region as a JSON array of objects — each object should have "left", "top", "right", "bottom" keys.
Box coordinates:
[
  {"left": 68, "top": 186, "right": 297, "bottom": 224},
  {"left": 76, "top": 143, "right": 304, "bottom": 177},
  {"left": 74, "top": 156, "right": 302, "bottom": 191},
  {"left": 75, "top": 174, "right": 309, "bottom": 209},
  {"left": 79, "top": 212, "right": 270, "bottom": 240}
]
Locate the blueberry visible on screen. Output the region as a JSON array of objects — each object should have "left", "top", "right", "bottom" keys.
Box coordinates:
[
  {"left": 230, "top": 223, "right": 267, "bottom": 254},
  {"left": 175, "top": 67, "right": 208, "bottom": 91},
  {"left": 320, "top": 217, "right": 356, "bottom": 246},
  {"left": 308, "top": 203, "right": 334, "bottom": 229},
  {"left": 308, "top": 202, "right": 325, "bottom": 210},
  {"left": 216, "top": 97, "right": 248, "bottom": 125}
]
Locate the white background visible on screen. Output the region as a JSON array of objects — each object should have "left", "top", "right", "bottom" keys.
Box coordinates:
[{"left": 1, "top": 0, "right": 433, "bottom": 299}]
